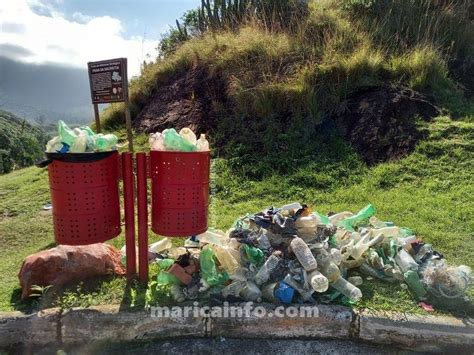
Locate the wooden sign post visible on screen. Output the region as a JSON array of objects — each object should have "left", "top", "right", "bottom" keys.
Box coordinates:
[{"left": 87, "top": 58, "right": 133, "bottom": 152}]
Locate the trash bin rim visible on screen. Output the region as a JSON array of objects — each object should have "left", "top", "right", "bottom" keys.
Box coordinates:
[{"left": 37, "top": 151, "right": 118, "bottom": 166}]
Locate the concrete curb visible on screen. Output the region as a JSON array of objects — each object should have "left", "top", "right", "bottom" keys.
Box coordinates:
[{"left": 0, "top": 305, "right": 472, "bottom": 351}]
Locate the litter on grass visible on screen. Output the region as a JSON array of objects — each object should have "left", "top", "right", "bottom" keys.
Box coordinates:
[{"left": 128, "top": 203, "right": 472, "bottom": 308}]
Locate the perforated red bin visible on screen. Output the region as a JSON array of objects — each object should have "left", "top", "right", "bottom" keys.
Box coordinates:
[
  {"left": 44, "top": 151, "right": 121, "bottom": 245},
  {"left": 150, "top": 151, "right": 210, "bottom": 237}
]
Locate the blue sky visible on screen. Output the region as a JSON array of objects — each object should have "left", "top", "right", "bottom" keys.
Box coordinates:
[
  {"left": 37, "top": 0, "right": 201, "bottom": 39},
  {"left": 0, "top": 0, "right": 201, "bottom": 75}
]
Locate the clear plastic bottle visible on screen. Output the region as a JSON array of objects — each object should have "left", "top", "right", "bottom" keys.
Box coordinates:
[
  {"left": 328, "top": 211, "right": 354, "bottom": 224},
  {"left": 331, "top": 277, "right": 362, "bottom": 301},
  {"left": 240, "top": 281, "right": 262, "bottom": 302},
  {"left": 45, "top": 136, "right": 63, "bottom": 153},
  {"left": 394, "top": 249, "right": 418, "bottom": 273},
  {"left": 170, "top": 284, "right": 185, "bottom": 303},
  {"left": 179, "top": 127, "right": 197, "bottom": 145},
  {"left": 348, "top": 276, "right": 363, "bottom": 286},
  {"left": 196, "top": 134, "right": 210, "bottom": 152},
  {"left": 214, "top": 245, "right": 240, "bottom": 274},
  {"left": 149, "top": 238, "right": 172, "bottom": 253},
  {"left": 280, "top": 202, "right": 302, "bottom": 217},
  {"left": 197, "top": 230, "right": 229, "bottom": 247},
  {"left": 290, "top": 237, "right": 318, "bottom": 271},
  {"left": 222, "top": 281, "right": 246, "bottom": 298},
  {"left": 295, "top": 214, "right": 319, "bottom": 229},
  {"left": 308, "top": 269, "right": 329, "bottom": 293},
  {"left": 283, "top": 274, "right": 314, "bottom": 302},
  {"left": 330, "top": 248, "right": 342, "bottom": 265},
  {"left": 151, "top": 133, "right": 166, "bottom": 151},
  {"left": 255, "top": 254, "right": 281, "bottom": 285},
  {"left": 261, "top": 282, "right": 278, "bottom": 302},
  {"left": 350, "top": 233, "right": 384, "bottom": 260},
  {"left": 369, "top": 216, "right": 387, "bottom": 228}
]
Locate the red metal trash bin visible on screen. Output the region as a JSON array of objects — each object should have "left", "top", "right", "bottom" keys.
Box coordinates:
[
  {"left": 47, "top": 151, "right": 121, "bottom": 245},
  {"left": 150, "top": 151, "right": 210, "bottom": 237}
]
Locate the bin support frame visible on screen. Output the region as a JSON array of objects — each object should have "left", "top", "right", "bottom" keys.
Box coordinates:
[
  {"left": 136, "top": 153, "right": 148, "bottom": 282},
  {"left": 122, "top": 152, "right": 136, "bottom": 279}
]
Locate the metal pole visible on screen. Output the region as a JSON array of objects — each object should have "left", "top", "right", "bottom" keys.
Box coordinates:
[
  {"left": 122, "top": 152, "right": 136, "bottom": 279},
  {"left": 136, "top": 152, "right": 148, "bottom": 283},
  {"left": 93, "top": 103, "right": 101, "bottom": 133}
]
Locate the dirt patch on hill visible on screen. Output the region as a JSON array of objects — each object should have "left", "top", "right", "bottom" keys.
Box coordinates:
[
  {"left": 134, "top": 67, "right": 440, "bottom": 165},
  {"left": 334, "top": 86, "right": 440, "bottom": 165},
  {"left": 133, "top": 65, "right": 228, "bottom": 135}
]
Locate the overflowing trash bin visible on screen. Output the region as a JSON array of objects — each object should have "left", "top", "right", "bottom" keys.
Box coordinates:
[{"left": 39, "top": 121, "right": 121, "bottom": 245}]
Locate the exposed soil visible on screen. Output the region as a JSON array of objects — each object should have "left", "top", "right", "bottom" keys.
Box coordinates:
[
  {"left": 134, "top": 66, "right": 441, "bottom": 165},
  {"left": 133, "top": 65, "right": 228, "bottom": 135},
  {"left": 334, "top": 86, "right": 440, "bottom": 165}
]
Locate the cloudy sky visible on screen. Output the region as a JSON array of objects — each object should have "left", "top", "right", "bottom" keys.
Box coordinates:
[{"left": 0, "top": 0, "right": 200, "bottom": 76}]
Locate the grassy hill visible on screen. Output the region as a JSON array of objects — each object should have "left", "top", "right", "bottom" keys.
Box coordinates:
[{"left": 0, "top": 110, "right": 47, "bottom": 174}]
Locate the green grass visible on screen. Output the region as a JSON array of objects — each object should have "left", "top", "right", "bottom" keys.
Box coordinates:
[{"left": 0, "top": 116, "right": 472, "bottom": 315}]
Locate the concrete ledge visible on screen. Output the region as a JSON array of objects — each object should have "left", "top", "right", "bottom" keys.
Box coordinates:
[
  {"left": 357, "top": 309, "right": 474, "bottom": 352},
  {"left": 0, "top": 309, "right": 59, "bottom": 348},
  {"left": 61, "top": 305, "right": 207, "bottom": 344},
  {"left": 1, "top": 305, "right": 473, "bottom": 351},
  {"left": 209, "top": 303, "right": 353, "bottom": 339}
]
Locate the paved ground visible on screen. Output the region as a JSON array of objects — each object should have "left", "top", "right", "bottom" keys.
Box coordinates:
[{"left": 31, "top": 338, "right": 412, "bottom": 354}]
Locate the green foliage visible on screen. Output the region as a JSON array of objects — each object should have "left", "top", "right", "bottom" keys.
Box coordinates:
[{"left": 0, "top": 110, "right": 47, "bottom": 174}]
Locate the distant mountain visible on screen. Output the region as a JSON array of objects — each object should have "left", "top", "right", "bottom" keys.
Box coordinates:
[
  {"left": 0, "top": 56, "right": 93, "bottom": 125},
  {"left": 0, "top": 109, "right": 47, "bottom": 174}
]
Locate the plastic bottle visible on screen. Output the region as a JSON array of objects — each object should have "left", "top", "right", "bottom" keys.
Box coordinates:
[
  {"left": 348, "top": 276, "right": 363, "bottom": 286},
  {"left": 151, "top": 133, "right": 166, "bottom": 151},
  {"left": 328, "top": 211, "right": 354, "bottom": 224},
  {"left": 149, "top": 238, "right": 172, "bottom": 253},
  {"left": 308, "top": 269, "right": 329, "bottom": 293},
  {"left": 69, "top": 131, "right": 87, "bottom": 153},
  {"left": 196, "top": 134, "right": 210, "bottom": 152},
  {"left": 58, "top": 120, "right": 77, "bottom": 146},
  {"left": 222, "top": 281, "right": 246, "bottom": 298},
  {"left": 240, "top": 281, "right": 262, "bottom": 302},
  {"left": 214, "top": 245, "right": 240, "bottom": 274},
  {"left": 242, "top": 244, "right": 265, "bottom": 266},
  {"left": 197, "top": 230, "right": 229, "bottom": 247},
  {"left": 295, "top": 214, "right": 319, "bottom": 229},
  {"left": 45, "top": 136, "right": 64, "bottom": 153},
  {"left": 261, "top": 282, "right": 277, "bottom": 302},
  {"left": 331, "top": 277, "right": 362, "bottom": 301},
  {"left": 337, "top": 204, "right": 376, "bottom": 232},
  {"left": 282, "top": 274, "right": 314, "bottom": 302},
  {"left": 170, "top": 285, "right": 186, "bottom": 303},
  {"left": 290, "top": 237, "right": 318, "bottom": 271},
  {"left": 95, "top": 134, "right": 118, "bottom": 151},
  {"left": 350, "top": 233, "right": 384, "bottom": 260},
  {"left": 369, "top": 216, "right": 387, "bottom": 228},
  {"left": 163, "top": 128, "right": 196, "bottom": 152},
  {"left": 330, "top": 248, "right": 342, "bottom": 265},
  {"left": 254, "top": 254, "right": 281, "bottom": 285},
  {"left": 394, "top": 249, "right": 418, "bottom": 273},
  {"left": 179, "top": 127, "right": 197, "bottom": 145},
  {"left": 404, "top": 270, "right": 427, "bottom": 300}
]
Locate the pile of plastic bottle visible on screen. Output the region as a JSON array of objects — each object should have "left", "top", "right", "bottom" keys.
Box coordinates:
[
  {"left": 149, "top": 127, "right": 209, "bottom": 152},
  {"left": 143, "top": 203, "right": 472, "bottom": 308},
  {"left": 46, "top": 120, "right": 118, "bottom": 153}
]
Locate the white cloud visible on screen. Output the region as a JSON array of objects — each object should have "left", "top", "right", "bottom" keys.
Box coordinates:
[{"left": 0, "top": 0, "right": 157, "bottom": 76}]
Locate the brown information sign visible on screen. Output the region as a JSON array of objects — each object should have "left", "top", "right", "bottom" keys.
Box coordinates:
[{"left": 88, "top": 58, "right": 128, "bottom": 104}]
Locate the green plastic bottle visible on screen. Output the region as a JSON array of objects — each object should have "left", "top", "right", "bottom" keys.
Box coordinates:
[
  {"left": 200, "top": 246, "right": 229, "bottom": 286},
  {"left": 94, "top": 134, "right": 118, "bottom": 152},
  {"left": 58, "top": 120, "right": 77, "bottom": 146},
  {"left": 338, "top": 204, "right": 376, "bottom": 232},
  {"left": 163, "top": 128, "right": 196, "bottom": 152},
  {"left": 242, "top": 244, "right": 265, "bottom": 266},
  {"left": 404, "top": 270, "right": 427, "bottom": 300}
]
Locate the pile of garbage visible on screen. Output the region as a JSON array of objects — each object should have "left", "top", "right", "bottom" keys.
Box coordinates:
[
  {"left": 46, "top": 120, "right": 118, "bottom": 153},
  {"left": 149, "top": 127, "right": 209, "bottom": 152},
  {"left": 141, "top": 203, "right": 472, "bottom": 308}
]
